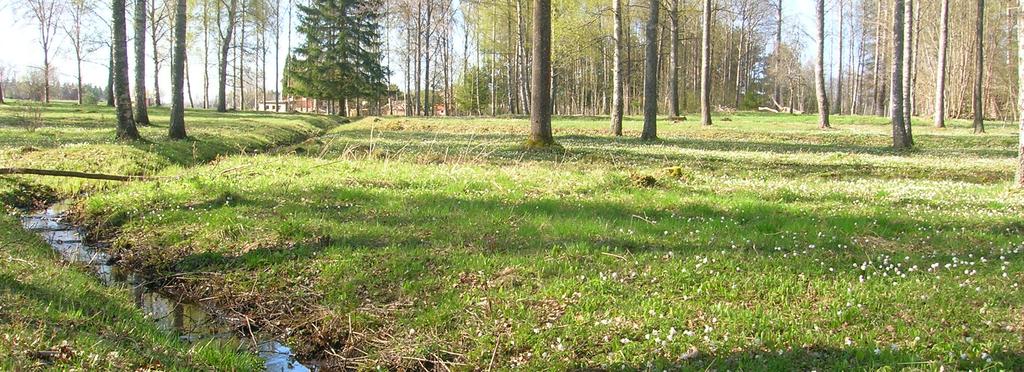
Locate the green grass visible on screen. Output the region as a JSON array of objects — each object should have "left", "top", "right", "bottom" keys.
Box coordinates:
[
  {"left": 0, "top": 213, "right": 262, "bottom": 370},
  {"left": 0, "top": 101, "right": 340, "bottom": 369},
  {"left": 71, "top": 113, "right": 1024, "bottom": 369},
  {"left": 0, "top": 100, "right": 337, "bottom": 208}
]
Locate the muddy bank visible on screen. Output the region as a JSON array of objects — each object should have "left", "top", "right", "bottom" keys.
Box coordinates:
[{"left": 20, "top": 203, "right": 312, "bottom": 372}]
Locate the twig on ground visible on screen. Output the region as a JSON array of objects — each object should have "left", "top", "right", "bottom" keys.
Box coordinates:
[{"left": 0, "top": 168, "right": 158, "bottom": 182}]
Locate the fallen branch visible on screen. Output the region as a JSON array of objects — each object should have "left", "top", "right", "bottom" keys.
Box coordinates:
[{"left": 0, "top": 167, "right": 151, "bottom": 181}]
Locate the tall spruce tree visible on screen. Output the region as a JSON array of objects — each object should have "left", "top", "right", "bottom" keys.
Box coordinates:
[{"left": 285, "top": 0, "right": 387, "bottom": 112}]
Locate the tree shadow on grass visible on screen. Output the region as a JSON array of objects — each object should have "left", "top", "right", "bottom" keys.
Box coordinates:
[
  {"left": 96, "top": 179, "right": 1024, "bottom": 369},
  {"left": 310, "top": 130, "right": 1012, "bottom": 183},
  {"left": 136, "top": 178, "right": 1019, "bottom": 277},
  {"left": 0, "top": 272, "right": 215, "bottom": 369}
]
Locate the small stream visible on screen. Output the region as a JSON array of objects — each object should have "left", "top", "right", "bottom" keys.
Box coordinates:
[{"left": 20, "top": 204, "right": 312, "bottom": 372}]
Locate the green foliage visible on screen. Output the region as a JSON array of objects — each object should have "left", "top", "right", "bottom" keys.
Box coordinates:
[
  {"left": 286, "top": 0, "right": 388, "bottom": 102},
  {"left": 81, "top": 89, "right": 100, "bottom": 106},
  {"left": 453, "top": 66, "right": 492, "bottom": 115}
]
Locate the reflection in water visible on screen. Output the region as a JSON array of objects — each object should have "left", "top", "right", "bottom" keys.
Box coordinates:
[{"left": 21, "top": 205, "right": 311, "bottom": 371}]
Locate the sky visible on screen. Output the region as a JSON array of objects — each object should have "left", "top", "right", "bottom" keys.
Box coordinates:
[{"left": 0, "top": 0, "right": 833, "bottom": 102}]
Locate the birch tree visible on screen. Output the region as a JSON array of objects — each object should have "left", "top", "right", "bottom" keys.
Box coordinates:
[
  {"left": 933, "top": 0, "right": 948, "bottom": 128},
  {"left": 63, "top": 0, "right": 99, "bottom": 105},
  {"left": 216, "top": 0, "right": 238, "bottom": 112},
  {"left": 972, "top": 0, "right": 985, "bottom": 133},
  {"left": 609, "top": 0, "right": 623, "bottom": 136},
  {"left": 1017, "top": 0, "right": 1024, "bottom": 187},
  {"left": 891, "top": 0, "right": 909, "bottom": 148},
  {"left": 699, "top": 0, "right": 712, "bottom": 126},
  {"left": 134, "top": 0, "right": 151, "bottom": 124},
  {"left": 814, "top": 0, "right": 830, "bottom": 129}
]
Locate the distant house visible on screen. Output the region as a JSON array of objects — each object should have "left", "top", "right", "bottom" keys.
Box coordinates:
[
  {"left": 381, "top": 100, "right": 406, "bottom": 116},
  {"left": 257, "top": 95, "right": 413, "bottom": 116},
  {"left": 256, "top": 97, "right": 326, "bottom": 113}
]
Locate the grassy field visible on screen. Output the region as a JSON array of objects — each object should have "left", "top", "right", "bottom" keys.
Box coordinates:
[
  {"left": 0, "top": 101, "right": 337, "bottom": 209},
  {"left": 0, "top": 212, "right": 262, "bottom": 370},
  {"left": 59, "top": 111, "right": 1024, "bottom": 369},
  {"left": 0, "top": 101, "right": 337, "bottom": 369}
]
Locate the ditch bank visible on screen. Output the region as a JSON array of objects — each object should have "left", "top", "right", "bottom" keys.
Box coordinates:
[{"left": 20, "top": 202, "right": 315, "bottom": 371}]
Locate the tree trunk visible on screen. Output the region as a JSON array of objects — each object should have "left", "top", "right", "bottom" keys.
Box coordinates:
[
  {"left": 871, "top": 0, "right": 883, "bottom": 116},
  {"left": 239, "top": 16, "right": 245, "bottom": 111},
  {"left": 934, "top": 0, "right": 949, "bottom": 128},
  {"left": 405, "top": 27, "right": 412, "bottom": 116},
  {"left": 185, "top": 55, "right": 194, "bottom": 108},
  {"left": 113, "top": 0, "right": 141, "bottom": 140},
  {"left": 640, "top": 0, "right": 659, "bottom": 140},
  {"left": 169, "top": 0, "right": 187, "bottom": 139},
  {"left": 773, "top": 1, "right": 782, "bottom": 106},
  {"left": 43, "top": 56, "right": 51, "bottom": 103},
  {"left": 203, "top": 0, "right": 210, "bottom": 109},
  {"left": 217, "top": 0, "right": 237, "bottom": 112},
  {"left": 528, "top": 0, "right": 553, "bottom": 146},
  {"left": 107, "top": 46, "right": 116, "bottom": 106},
  {"left": 516, "top": 0, "right": 529, "bottom": 114},
  {"left": 275, "top": 0, "right": 280, "bottom": 108},
  {"left": 973, "top": 0, "right": 985, "bottom": 133},
  {"left": 423, "top": 1, "right": 433, "bottom": 116},
  {"left": 610, "top": 0, "right": 624, "bottom": 136},
  {"left": 699, "top": 0, "right": 712, "bottom": 126},
  {"left": 150, "top": 0, "right": 163, "bottom": 107},
  {"left": 814, "top": 0, "right": 830, "bottom": 129},
  {"left": 668, "top": 0, "right": 679, "bottom": 118},
  {"left": 835, "top": 0, "right": 843, "bottom": 115},
  {"left": 902, "top": 0, "right": 914, "bottom": 143},
  {"left": 1017, "top": 0, "right": 1024, "bottom": 187},
  {"left": 76, "top": 50, "right": 84, "bottom": 105},
  {"left": 134, "top": 0, "right": 151, "bottom": 125},
  {"left": 891, "top": 0, "right": 908, "bottom": 148}
]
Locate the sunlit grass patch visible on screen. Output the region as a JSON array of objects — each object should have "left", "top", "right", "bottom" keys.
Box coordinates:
[{"left": 76, "top": 111, "right": 1024, "bottom": 368}]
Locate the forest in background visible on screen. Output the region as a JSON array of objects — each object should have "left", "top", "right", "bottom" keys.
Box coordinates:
[{"left": 3, "top": 0, "right": 1020, "bottom": 121}]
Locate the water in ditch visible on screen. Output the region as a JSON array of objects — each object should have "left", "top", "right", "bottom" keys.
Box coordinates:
[{"left": 20, "top": 204, "right": 311, "bottom": 372}]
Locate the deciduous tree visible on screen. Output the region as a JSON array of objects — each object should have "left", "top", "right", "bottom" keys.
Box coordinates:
[
  {"left": 973, "top": 0, "right": 985, "bottom": 133},
  {"left": 640, "top": 0, "right": 659, "bottom": 140},
  {"left": 169, "top": 0, "right": 187, "bottom": 139},
  {"left": 814, "top": 0, "right": 830, "bottom": 129},
  {"left": 933, "top": 0, "right": 948, "bottom": 128},
  {"left": 113, "top": 0, "right": 141, "bottom": 139},
  {"left": 609, "top": 0, "right": 623, "bottom": 136},
  {"left": 528, "top": 0, "right": 553, "bottom": 146},
  {"left": 134, "top": 0, "right": 151, "bottom": 124},
  {"left": 23, "top": 0, "right": 63, "bottom": 103},
  {"left": 217, "top": 0, "right": 238, "bottom": 112},
  {"left": 891, "top": 0, "right": 909, "bottom": 148},
  {"left": 699, "top": 0, "right": 711, "bottom": 126}
]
